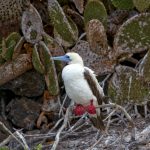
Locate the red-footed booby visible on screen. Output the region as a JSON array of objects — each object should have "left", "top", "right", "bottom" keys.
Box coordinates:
[{"left": 52, "top": 52, "right": 105, "bottom": 130}]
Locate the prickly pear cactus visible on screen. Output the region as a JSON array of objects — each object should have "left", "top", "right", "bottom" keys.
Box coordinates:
[
  {"left": 39, "top": 42, "right": 59, "bottom": 96},
  {"left": 48, "top": 0, "right": 78, "bottom": 47},
  {"left": 43, "top": 34, "right": 65, "bottom": 73},
  {"left": 84, "top": 0, "right": 107, "bottom": 28},
  {"left": 111, "top": 0, "right": 134, "bottom": 10},
  {"left": 133, "top": 0, "right": 150, "bottom": 12},
  {"left": 1, "top": 32, "right": 21, "bottom": 61},
  {"left": 114, "top": 13, "right": 150, "bottom": 54},
  {"left": 86, "top": 19, "right": 108, "bottom": 56},
  {"left": 0, "top": 0, "right": 30, "bottom": 22},
  {"left": 21, "top": 4, "right": 44, "bottom": 44},
  {"left": 71, "top": 40, "right": 115, "bottom": 76},
  {"left": 32, "top": 44, "right": 45, "bottom": 74},
  {"left": 108, "top": 65, "right": 150, "bottom": 105},
  {"left": 139, "top": 51, "right": 150, "bottom": 82},
  {"left": 0, "top": 0, "right": 30, "bottom": 37}
]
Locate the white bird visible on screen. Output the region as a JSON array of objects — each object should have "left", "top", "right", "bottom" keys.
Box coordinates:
[{"left": 52, "top": 52, "right": 105, "bottom": 130}]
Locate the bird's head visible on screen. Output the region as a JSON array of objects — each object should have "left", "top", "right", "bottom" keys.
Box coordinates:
[{"left": 52, "top": 52, "right": 84, "bottom": 66}]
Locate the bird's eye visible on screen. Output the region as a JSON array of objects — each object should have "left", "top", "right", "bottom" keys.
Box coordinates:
[{"left": 66, "top": 55, "right": 70, "bottom": 58}]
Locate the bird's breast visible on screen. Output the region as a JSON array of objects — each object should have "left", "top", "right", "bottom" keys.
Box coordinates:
[{"left": 62, "top": 65, "right": 95, "bottom": 105}]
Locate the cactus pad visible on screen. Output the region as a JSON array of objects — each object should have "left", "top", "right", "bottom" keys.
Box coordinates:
[
  {"left": 133, "top": 0, "right": 150, "bottom": 12},
  {"left": 39, "top": 41, "right": 59, "bottom": 96},
  {"left": 84, "top": 0, "right": 107, "bottom": 28},
  {"left": 48, "top": 0, "right": 77, "bottom": 47},
  {"left": 32, "top": 44, "right": 45, "bottom": 74},
  {"left": 1, "top": 32, "right": 21, "bottom": 61},
  {"left": 22, "top": 4, "right": 44, "bottom": 44},
  {"left": 86, "top": 19, "right": 108, "bottom": 56},
  {"left": 70, "top": 40, "right": 115, "bottom": 76},
  {"left": 114, "top": 13, "right": 150, "bottom": 54},
  {"left": 108, "top": 65, "right": 150, "bottom": 105},
  {"left": 111, "top": 0, "right": 134, "bottom": 10}
]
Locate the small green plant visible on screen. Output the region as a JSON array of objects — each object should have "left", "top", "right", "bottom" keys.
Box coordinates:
[{"left": 34, "top": 144, "right": 42, "bottom": 150}]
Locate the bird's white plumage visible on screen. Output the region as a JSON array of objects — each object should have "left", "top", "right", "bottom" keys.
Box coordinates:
[
  {"left": 52, "top": 52, "right": 105, "bottom": 129},
  {"left": 62, "top": 63, "right": 104, "bottom": 106}
]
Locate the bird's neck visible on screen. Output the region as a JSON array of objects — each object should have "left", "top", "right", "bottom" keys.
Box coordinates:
[{"left": 69, "top": 61, "right": 84, "bottom": 66}]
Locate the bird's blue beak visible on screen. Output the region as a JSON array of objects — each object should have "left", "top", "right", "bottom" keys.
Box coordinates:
[{"left": 51, "top": 55, "right": 71, "bottom": 62}]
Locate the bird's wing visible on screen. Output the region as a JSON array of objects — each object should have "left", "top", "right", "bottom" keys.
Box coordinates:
[
  {"left": 84, "top": 67, "right": 105, "bottom": 130},
  {"left": 84, "top": 67, "right": 104, "bottom": 105}
]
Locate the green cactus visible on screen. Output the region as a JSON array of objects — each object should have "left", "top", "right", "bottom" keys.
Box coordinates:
[
  {"left": 111, "top": 0, "right": 134, "bottom": 10},
  {"left": 32, "top": 44, "right": 45, "bottom": 74},
  {"left": 114, "top": 13, "right": 150, "bottom": 54},
  {"left": 108, "top": 66, "right": 149, "bottom": 105},
  {"left": 48, "top": 0, "right": 77, "bottom": 47},
  {"left": 43, "top": 34, "right": 64, "bottom": 73},
  {"left": 39, "top": 41, "right": 59, "bottom": 96},
  {"left": 139, "top": 51, "right": 150, "bottom": 82},
  {"left": 1, "top": 32, "right": 21, "bottom": 61},
  {"left": 21, "top": 4, "right": 44, "bottom": 44},
  {"left": 133, "top": 0, "right": 150, "bottom": 12},
  {"left": 86, "top": 19, "right": 108, "bottom": 56},
  {"left": 84, "top": 0, "right": 107, "bottom": 28}
]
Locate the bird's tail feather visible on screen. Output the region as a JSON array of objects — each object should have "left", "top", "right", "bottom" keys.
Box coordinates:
[{"left": 89, "top": 114, "right": 105, "bottom": 131}]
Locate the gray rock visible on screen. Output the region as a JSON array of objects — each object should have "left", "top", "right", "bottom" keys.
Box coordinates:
[
  {"left": 6, "top": 97, "right": 41, "bottom": 130},
  {"left": 1, "top": 70, "right": 45, "bottom": 97}
]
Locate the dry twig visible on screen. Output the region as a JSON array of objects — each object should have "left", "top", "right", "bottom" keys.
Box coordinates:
[
  {"left": 51, "top": 106, "right": 71, "bottom": 150},
  {"left": 0, "top": 121, "right": 26, "bottom": 149}
]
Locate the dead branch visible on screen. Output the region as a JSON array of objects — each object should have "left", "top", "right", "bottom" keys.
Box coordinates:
[
  {"left": 59, "top": 94, "right": 67, "bottom": 116},
  {"left": 97, "top": 103, "right": 134, "bottom": 127},
  {"left": 105, "top": 109, "right": 117, "bottom": 132},
  {"left": 51, "top": 106, "right": 71, "bottom": 150},
  {"left": 15, "top": 130, "right": 30, "bottom": 150},
  {"left": 88, "top": 135, "right": 104, "bottom": 150},
  {"left": 0, "top": 135, "right": 12, "bottom": 147},
  {"left": 0, "top": 121, "right": 26, "bottom": 149},
  {"left": 0, "top": 54, "right": 32, "bottom": 85}
]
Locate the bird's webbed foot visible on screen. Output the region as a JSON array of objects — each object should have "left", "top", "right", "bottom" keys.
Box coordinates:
[
  {"left": 73, "top": 104, "right": 86, "bottom": 116},
  {"left": 73, "top": 100, "right": 96, "bottom": 116},
  {"left": 86, "top": 100, "right": 96, "bottom": 114}
]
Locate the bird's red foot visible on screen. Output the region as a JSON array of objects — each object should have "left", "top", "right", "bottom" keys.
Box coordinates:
[
  {"left": 73, "top": 104, "right": 86, "bottom": 116},
  {"left": 86, "top": 100, "right": 96, "bottom": 114}
]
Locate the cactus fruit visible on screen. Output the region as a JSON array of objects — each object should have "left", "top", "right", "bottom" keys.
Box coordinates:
[
  {"left": 114, "top": 13, "right": 150, "bottom": 54},
  {"left": 21, "top": 4, "right": 44, "bottom": 44},
  {"left": 111, "top": 0, "right": 134, "bottom": 10},
  {"left": 84, "top": 0, "right": 107, "bottom": 28},
  {"left": 48, "top": 0, "right": 77, "bottom": 47},
  {"left": 86, "top": 19, "right": 108, "bottom": 56},
  {"left": 133, "top": 0, "right": 150, "bottom": 12}
]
